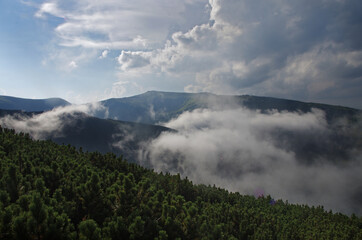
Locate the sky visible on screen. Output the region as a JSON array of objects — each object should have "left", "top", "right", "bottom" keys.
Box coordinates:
[{"left": 0, "top": 0, "right": 362, "bottom": 108}]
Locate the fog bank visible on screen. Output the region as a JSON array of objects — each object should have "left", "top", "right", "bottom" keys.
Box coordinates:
[{"left": 139, "top": 107, "right": 362, "bottom": 215}]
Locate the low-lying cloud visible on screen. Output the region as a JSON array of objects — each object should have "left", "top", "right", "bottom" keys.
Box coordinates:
[
  {"left": 2, "top": 98, "right": 361, "bottom": 215},
  {"left": 139, "top": 107, "right": 362, "bottom": 215},
  {"left": 0, "top": 103, "right": 106, "bottom": 139}
]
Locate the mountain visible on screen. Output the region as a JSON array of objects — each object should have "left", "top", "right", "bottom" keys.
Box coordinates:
[
  {"left": 95, "top": 91, "right": 361, "bottom": 124},
  {"left": 92, "top": 91, "right": 361, "bottom": 165},
  {"left": 1, "top": 92, "right": 359, "bottom": 124},
  {"left": 97, "top": 91, "right": 198, "bottom": 124},
  {"left": 1, "top": 92, "right": 362, "bottom": 216},
  {"left": 237, "top": 95, "right": 361, "bottom": 123},
  {"left": 1, "top": 91, "right": 360, "bottom": 164},
  {"left": 0, "top": 110, "right": 172, "bottom": 161},
  {"left": 0, "top": 95, "right": 70, "bottom": 112},
  {"left": 50, "top": 113, "right": 173, "bottom": 161}
]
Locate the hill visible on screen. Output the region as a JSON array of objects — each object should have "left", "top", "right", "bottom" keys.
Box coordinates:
[
  {"left": 1, "top": 91, "right": 361, "bottom": 167},
  {"left": 92, "top": 91, "right": 362, "bottom": 165},
  {"left": 95, "top": 91, "right": 361, "bottom": 124},
  {"left": 0, "top": 95, "right": 70, "bottom": 112},
  {"left": 0, "top": 110, "right": 171, "bottom": 161},
  {"left": 97, "top": 91, "right": 197, "bottom": 124},
  {"left": 1, "top": 92, "right": 359, "bottom": 125},
  {"left": 51, "top": 113, "right": 173, "bottom": 161},
  {"left": 0, "top": 127, "right": 361, "bottom": 239}
]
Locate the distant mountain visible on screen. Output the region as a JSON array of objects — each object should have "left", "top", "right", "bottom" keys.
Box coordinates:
[
  {"left": 0, "top": 109, "right": 172, "bottom": 162},
  {"left": 51, "top": 113, "right": 172, "bottom": 161},
  {"left": 1, "top": 91, "right": 360, "bottom": 164},
  {"left": 95, "top": 91, "right": 361, "bottom": 124},
  {"left": 0, "top": 95, "right": 70, "bottom": 112},
  {"left": 236, "top": 95, "right": 361, "bottom": 123},
  {"left": 96, "top": 91, "right": 197, "bottom": 124},
  {"left": 2, "top": 92, "right": 359, "bottom": 124},
  {"left": 92, "top": 91, "right": 361, "bottom": 164}
]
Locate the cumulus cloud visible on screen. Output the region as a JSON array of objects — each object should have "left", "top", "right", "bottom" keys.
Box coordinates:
[
  {"left": 139, "top": 107, "right": 362, "bottom": 215},
  {"left": 31, "top": 0, "right": 362, "bottom": 108},
  {"left": 0, "top": 103, "right": 106, "bottom": 139},
  {"left": 118, "top": 50, "right": 152, "bottom": 71},
  {"left": 115, "top": 0, "right": 362, "bottom": 108}
]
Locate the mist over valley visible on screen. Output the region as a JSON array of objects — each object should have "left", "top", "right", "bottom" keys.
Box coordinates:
[
  {"left": 2, "top": 0, "right": 362, "bottom": 238},
  {"left": 1, "top": 91, "right": 361, "bottom": 215}
]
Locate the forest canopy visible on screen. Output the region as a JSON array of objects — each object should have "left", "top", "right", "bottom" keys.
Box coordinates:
[{"left": 0, "top": 126, "right": 361, "bottom": 239}]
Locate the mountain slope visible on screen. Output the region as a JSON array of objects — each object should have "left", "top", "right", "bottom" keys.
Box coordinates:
[
  {"left": 1, "top": 127, "right": 361, "bottom": 239},
  {"left": 95, "top": 91, "right": 361, "bottom": 124},
  {"left": 51, "top": 114, "right": 173, "bottom": 161},
  {"left": 0, "top": 110, "right": 172, "bottom": 161},
  {"left": 237, "top": 95, "right": 361, "bottom": 123},
  {"left": 0, "top": 95, "right": 70, "bottom": 112},
  {"left": 1, "top": 92, "right": 360, "bottom": 164},
  {"left": 97, "top": 91, "right": 197, "bottom": 124},
  {"left": 94, "top": 91, "right": 362, "bottom": 166}
]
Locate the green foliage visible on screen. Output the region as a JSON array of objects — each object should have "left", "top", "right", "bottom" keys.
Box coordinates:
[
  {"left": 0, "top": 126, "right": 361, "bottom": 239},
  {"left": 78, "top": 219, "right": 101, "bottom": 240}
]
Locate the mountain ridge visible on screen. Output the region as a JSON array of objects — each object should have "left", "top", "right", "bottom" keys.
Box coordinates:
[
  {"left": 94, "top": 91, "right": 361, "bottom": 124},
  {"left": 1, "top": 91, "right": 361, "bottom": 215},
  {"left": 0, "top": 109, "right": 173, "bottom": 161},
  {"left": 0, "top": 95, "right": 70, "bottom": 112}
]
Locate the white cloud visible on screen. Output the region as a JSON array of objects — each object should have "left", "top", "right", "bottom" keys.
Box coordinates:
[
  {"left": 35, "top": 0, "right": 209, "bottom": 50},
  {"left": 99, "top": 49, "right": 109, "bottom": 59},
  {"left": 114, "top": 0, "right": 362, "bottom": 108},
  {"left": 35, "top": 2, "right": 63, "bottom": 18},
  {"left": 31, "top": 0, "right": 362, "bottom": 108},
  {"left": 0, "top": 103, "right": 106, "bottom": 139},
  {"left": 68, "top": 60, "right": 77, "bottom": 69},
  {"left": 117, "top": 50, "right": 152, "bottom": 71},
  {"left": 139, "top": 107, "right": 362, "bottom": 215},
  {"left": 108, "top": 79, "right": 145, "bottom": 99}
]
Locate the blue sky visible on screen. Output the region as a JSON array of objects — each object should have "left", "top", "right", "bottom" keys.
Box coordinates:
[{"left": 1, "top": 0, "right": 362, "bottom": 109}]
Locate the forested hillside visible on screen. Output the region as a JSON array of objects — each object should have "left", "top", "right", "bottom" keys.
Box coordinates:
[{"left": 0, "top": 126, "right": 361, "bottom": 239}]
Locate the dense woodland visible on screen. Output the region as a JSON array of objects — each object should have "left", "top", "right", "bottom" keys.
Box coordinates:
[{"left": 0, "top": 126, "right": 361, "bottom": 239}]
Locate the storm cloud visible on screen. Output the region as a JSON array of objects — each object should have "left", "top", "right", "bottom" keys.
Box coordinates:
[{"left": 139, "top": 107, "right": 362, "bottom": 215}]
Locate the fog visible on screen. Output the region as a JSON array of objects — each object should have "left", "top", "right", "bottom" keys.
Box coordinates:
[
  {"left": 1, "top": 100, "right": 361, "bottom": 215},
  {"left": 139, "top": 107, "right": 362, "bottom": 215},
  {"left": 0, "top": 103, "right": 106, "bottom": 139}
]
